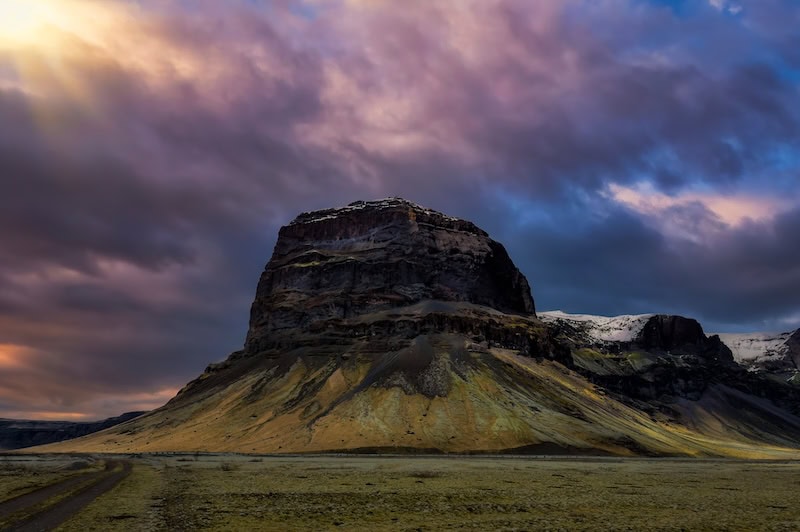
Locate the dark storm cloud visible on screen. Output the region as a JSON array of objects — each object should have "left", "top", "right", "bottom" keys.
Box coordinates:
[
  {"left": 503, "top": 199, "right": 800, "bottom": 332},
  {"left": 0, "top": 0, "right": 798, "bottom": 418},
  {"left": 273, "top": 0, "right": 799, "bottom": 209}
]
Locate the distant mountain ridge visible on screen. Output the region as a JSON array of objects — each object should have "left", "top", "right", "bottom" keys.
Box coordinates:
[
  {"left": 34, "top": 199, "right": 800, "bottom": 458},
  {"left": 543, "top": 310, "right": 800, "bottom": 385},
  {"left": 540, "top": 310, "right": 800, "bottom": 385},
  {"left": 0, "top": 412, "right": 145, "bottom": 450},
  {"left": 538, "top": 311, "right": 655, "bottom": 342}
]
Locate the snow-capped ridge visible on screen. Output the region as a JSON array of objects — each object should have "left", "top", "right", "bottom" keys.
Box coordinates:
[
  {"left": 714, "top": 331, "right": 792, "bottom": 366},
  {"left": 539, "top": 310, "right": 654, "bottom": 342}
]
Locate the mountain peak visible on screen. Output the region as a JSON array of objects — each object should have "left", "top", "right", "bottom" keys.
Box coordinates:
[{"left": 247, "top": 197, "right": 534, "bottom": 354}]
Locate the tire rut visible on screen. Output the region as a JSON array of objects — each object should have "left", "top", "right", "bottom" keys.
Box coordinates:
[
  {"left": 0, "top": 463, "right": 110, "bottom": 519},
  {"left": 0, "top": 460, "right": 132, "bottom": 532}
]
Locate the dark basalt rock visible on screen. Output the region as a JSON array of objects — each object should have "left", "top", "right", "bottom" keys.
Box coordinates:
[
  {"left": 246, "top": 198, "right": 535, "bottom": 355},
  {"left": 634, "top": 315, "right": 734, "bottom": 363},
  {"left": 787, "top": 329, "right": 800, "bottom": 370},
  {"left": 636, "top": 315, "right": 705, "bottom": 350}
]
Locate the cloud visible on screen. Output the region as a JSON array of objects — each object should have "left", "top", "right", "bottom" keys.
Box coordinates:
[
  {"left": 0, "top": 0, "right": 798, "bottom": 418},
  {"left": 504, "top": 197, "right": 800, "bottom": 333},
  {"left": 604, "top": 182, "right": 796, "bottom": 241},
  {"left": 708, "top": 0, "right": 742, "bottom": 14}
]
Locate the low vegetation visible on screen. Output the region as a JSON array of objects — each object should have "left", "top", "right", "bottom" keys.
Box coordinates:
[
  {"left": 0, "top": 455, "right": 102, "bottom": 503},
  {"left": 3, "top": 454, "right": 800, "bottom": 530}
]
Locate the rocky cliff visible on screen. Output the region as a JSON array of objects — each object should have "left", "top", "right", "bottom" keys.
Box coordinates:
[
  {"left": 245, "top": 198, "right": 535, "bottom": 354},
  {"left": 38, "top": 199, "right": 800, "bottom": 458}
]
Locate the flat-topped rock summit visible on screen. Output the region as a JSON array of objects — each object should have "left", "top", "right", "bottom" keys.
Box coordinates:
[{"left": 246, "top": 199, "right": 534, "bottom": 354}]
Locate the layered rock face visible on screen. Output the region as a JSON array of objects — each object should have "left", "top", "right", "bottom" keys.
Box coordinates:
[
  {"left": 246, "top": 199, "right": 535, "bottom": 354},
  {"left": 40, "top": 199, "right": 800, "bottom": 458}
]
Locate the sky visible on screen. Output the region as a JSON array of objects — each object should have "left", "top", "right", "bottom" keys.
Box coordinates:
[{"left": 0, "top": 0, "right": 798, "bottom": 420}]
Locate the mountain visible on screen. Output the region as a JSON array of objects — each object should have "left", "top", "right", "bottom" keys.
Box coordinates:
[
  {"left": 0, "top": 412, "right": 145, "bottom": 450},
  {"left": 38, "top": 199, "right": 800, "bottom": 457},
  {"left": 531, "top": 311, "right": 800, "bottom": 385},
  {"left": 716, "top": 330, "right": 800, "bottom": 385}
]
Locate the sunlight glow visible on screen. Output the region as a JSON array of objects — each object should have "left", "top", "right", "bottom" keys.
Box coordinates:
[
  {"left": 0, "top": 0, "right": 114, "bottom": 52},
  {"left": 0, "top": 0, "right": 134, "bottom": 139},
  {"left": 0, "top": 344, "right": 28, "bottom": 369},
  {"left": 0, "top": 0, "right": 62, "bottom": 44}
]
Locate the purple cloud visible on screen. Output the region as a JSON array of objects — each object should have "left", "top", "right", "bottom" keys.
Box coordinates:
[{"left": 0, "top": 0, "right": 797, "bottom": 418}]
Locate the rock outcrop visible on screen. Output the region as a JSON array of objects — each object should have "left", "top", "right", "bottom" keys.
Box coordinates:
[
  {"left": 246, "top": 198, "right": 535, "bottom": 354},
  {"left": 37, "top": 199, "right": 800, "bottom": 458},
  {"left": 789, "top": 330, "right": 800, "bottom": 369},
  {"left": 637, "top": 315, "right": 711, "bottom": 351}
]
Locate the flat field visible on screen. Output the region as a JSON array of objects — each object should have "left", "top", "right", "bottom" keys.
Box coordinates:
[{"left": 2, "top": 454, "right": 800, "bottom": 531}]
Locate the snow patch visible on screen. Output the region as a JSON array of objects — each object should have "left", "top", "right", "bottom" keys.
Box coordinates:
[
  {"left": 539, "top": 310, "right": 654, "bottom": 342},
  {"left": 715, "top": 332, "right": 791, "bottom": 365}
]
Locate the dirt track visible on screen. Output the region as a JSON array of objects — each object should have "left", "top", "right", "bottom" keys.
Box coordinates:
[{"left": 0, "top": 460, "right": 131, "bottom": 532}]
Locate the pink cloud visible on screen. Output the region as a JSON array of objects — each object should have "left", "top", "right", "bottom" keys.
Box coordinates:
[{"left": 606, "top": 182, "right": 795, "bottom": 237}]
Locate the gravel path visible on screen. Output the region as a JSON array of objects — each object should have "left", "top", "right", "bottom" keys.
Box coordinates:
[{"left": 0, "top": 460, "right": 131, "bottom": 532}]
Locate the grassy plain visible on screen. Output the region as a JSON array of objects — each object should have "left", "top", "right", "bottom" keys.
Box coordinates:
[
  {"left": 2, "top": 454, "right": 800, "bottom": 531},
  {"left": 0, "top": 455, "right": 102, "bottom": 503}
]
